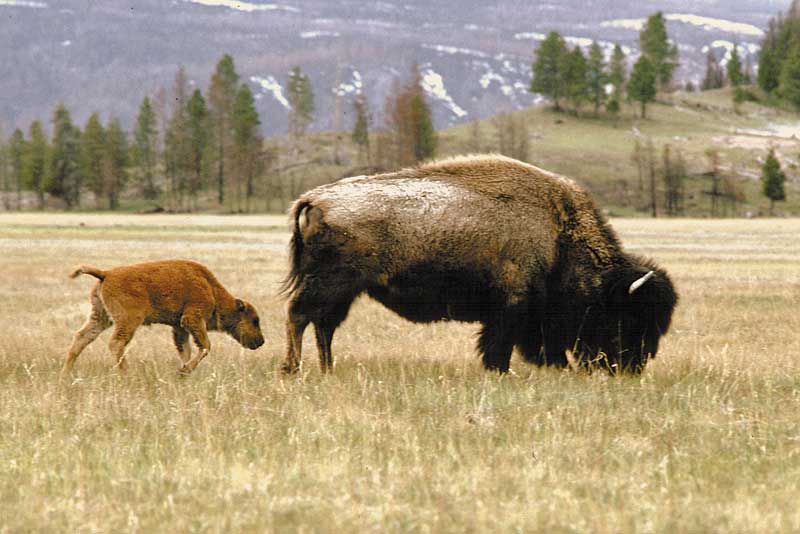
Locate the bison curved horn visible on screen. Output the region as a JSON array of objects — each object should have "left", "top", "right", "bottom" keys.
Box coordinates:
[{"left": 628, "top": 270, "right": 655, "bottom": 295}]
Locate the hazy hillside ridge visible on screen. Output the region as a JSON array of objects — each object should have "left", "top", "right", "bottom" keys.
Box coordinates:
[{"left": 0, "top": 0, "right": 790, "bottom": 134}]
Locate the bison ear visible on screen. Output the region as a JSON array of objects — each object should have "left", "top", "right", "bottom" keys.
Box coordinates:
[{"left": 235, "top": 299, "right": 245, "bottom": 312}]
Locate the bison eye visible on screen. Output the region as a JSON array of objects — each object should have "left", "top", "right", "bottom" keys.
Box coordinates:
[{"left": 253, "top": 318, "right": 260, "bottom": 327}]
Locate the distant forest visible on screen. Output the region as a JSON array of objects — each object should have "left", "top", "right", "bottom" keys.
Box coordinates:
[{"left": 0, "top": 7, "right": 791, "bottom": 214}]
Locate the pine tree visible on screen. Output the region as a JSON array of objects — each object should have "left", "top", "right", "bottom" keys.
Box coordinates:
[
  {"left": 22, "top": 120, "right": 48, "bottom": 208},
  {"left": 47, "top": 103, "right": 82, "bottom": 208},
  {"left": 662, "top": 144, "right": 685, "bottom": 216},
  {"left": 761, "top": 148, "right": 786, "bottom": 215},
  {"left": 492, "top": 113, "right": 529, "bottom": 162},
  {"left": 701, "top": 49, "right": 725, "bottom": 90},
  {"left": 208, "top": 54, "right": 239, "bottom": 205},
  {"left": 186, "top": 89, "right": 210, "bottom": 209},
  {"left": 103, "top": 118, "right": 128, "bottom": 210},
  {"left": 287, "top": 66, "right": 315, "bottom": 139},
  {"left": 231, "top": 83, "right": 262, "bottom": 212},
  {"left": 639, "top": 12, "right": 679, "bottom": 90},
  {"left": 727, "top": 44, "right": 744, "bottom": 87},
  {"left": 351, "top": 93, "right": 370, "bottom": 162},
  {"left": 758, "top": 18, "right": 782, "bottom": 93},
  {"left": 628, "top": 56, "right": 657, "bottom": 118},
  {"left": 384, "top": 65, "right": 437, "bottom": 167},
  {"left": 8, "top": 129, "right": 25, "bottom": 209},
  {"left": 0, "top": 126, "right": 8, "bottom": 210},
  {"left": 164, "top": 66, "right": 193, "bottom": 210},
  {"left": 133, "top": 96, "right": 159, "bottom": 200},
  {"left": 331, "top": 63, "right": 344, "bottom": 165},
  {"left": 586, "top": 41, "right": 607, "bottom": 116},
  {"left": 608, "top": 44, "right": 627, "bottom": 99},
  {"left": 408, "top": 64, "right": 437, "bottom": 162},
  {"left": 530, "top": 31, "right": 568, "bottom": 110},
  {"left": 467, "top": 119, "right": 483, "bottom": 154},
  {"left": 779, "top": 40, "right": 800, "bottom": 108},
  {"left": 743, "top": 55, "right": 754, "bottom": 85},
  {"left": 564, "top": 46, "right": 589, "bottom": 114},
  {"left": 80, "top": 113, "right": 105, "bottom": 207}
]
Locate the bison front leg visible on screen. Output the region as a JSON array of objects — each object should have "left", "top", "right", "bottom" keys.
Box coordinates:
[
  {"left": 313, "top": 324, "right": 334, "bottom": 372},
  {"left": 477, "top": 317, "right": 517, "bottom": 373}
]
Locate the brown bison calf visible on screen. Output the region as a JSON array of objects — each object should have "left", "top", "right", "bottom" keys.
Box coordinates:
[{"left": 64, "top": 260, "right": 264, "bottom": 374}]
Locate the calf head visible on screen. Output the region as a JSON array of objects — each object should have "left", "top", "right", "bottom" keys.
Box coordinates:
[
  {"left": 224, "top": 299, "right": 265, "bottom": 350},
  {"left": 588, "top": 262, "right": 677, "bottom": 373}
]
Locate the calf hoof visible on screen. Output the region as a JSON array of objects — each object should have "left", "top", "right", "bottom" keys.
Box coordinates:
[{"left": 177, "top": 365, "right": 192, "bottom": 376}]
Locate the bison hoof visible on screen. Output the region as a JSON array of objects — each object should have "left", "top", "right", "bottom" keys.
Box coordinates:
[{"left": 280, "top": 361, "right": 300, "bottom": 375}]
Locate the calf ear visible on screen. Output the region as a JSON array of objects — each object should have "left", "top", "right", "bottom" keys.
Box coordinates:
[{"left": 235, "top": 299, "right": 245, "bottom": 312}]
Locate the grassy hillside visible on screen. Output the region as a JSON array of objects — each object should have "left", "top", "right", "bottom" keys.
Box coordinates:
[
  {"left": 268, "top": 87, "right": 800, "bottom": 217},
  {"left": 438, "top": 88, "right": 800, "bottom": 217}
]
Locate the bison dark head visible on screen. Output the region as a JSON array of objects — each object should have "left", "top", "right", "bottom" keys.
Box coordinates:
[{"left": 582, "top": 261, "right": 677, "bottom": 373}]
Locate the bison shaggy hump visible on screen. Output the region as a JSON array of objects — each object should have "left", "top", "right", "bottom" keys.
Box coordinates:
[{"left": 281, "top": 154, "right": 677, "bottom": 374}]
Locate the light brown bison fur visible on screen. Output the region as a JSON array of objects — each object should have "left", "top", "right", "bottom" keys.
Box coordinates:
[
  {"left": 282, "top": 154, "right": 677, "bottom": 374},
  {"left": 64, "top": 260, "right": 264, "bottom": 374}
]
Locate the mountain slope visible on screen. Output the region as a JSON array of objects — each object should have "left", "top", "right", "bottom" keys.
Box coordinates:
[{"left": 0, "top": 0, "right": 790, "bottom": 135}]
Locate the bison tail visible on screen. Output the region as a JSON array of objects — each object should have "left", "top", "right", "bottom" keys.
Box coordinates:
[
  {"left": 280, "top": 199, "right": 318, "bottom": 296},
  {"left": 69, "top": 265, "right": 106, "bottom": 281}
]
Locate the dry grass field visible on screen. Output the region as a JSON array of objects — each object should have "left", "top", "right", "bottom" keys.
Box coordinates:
[{"left": 0, "top": 213, "right": 799, "bottom": 532}]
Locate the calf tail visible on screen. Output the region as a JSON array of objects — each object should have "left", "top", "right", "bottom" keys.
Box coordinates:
[
  {"left": 280, "top": 200, "right": 314, "bottom": 296},
  {"left": 69, "top": 265, "right": 106, "bottom": 281}
]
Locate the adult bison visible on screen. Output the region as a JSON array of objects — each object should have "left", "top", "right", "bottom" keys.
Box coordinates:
[{"left": 281, "top": 155, "right": 677, "bottom": 374}]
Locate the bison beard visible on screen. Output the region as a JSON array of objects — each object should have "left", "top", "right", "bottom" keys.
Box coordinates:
[{"left": 281, "top": 155, "right": 677, "bottom": 374}]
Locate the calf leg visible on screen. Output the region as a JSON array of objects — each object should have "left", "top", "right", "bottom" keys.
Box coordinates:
[
  {"left": 178, "top": 311, "right": 211, "bottom": 374},
  {"left": 63, "top": 292, "right": 111, "bottom": 374},
  {"left": 172, "top": 326, "right": 192, "bottom": 365},
  {"left": 108, "top": 321, "right": 140, "bottom": 372}
]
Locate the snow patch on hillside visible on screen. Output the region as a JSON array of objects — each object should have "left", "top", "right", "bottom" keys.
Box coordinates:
[
  {"left": 333, "top": 69, "right": 363, "bottom": 96},
  {"left": 420, "top": 68, "right": 468, "bottom": 119},
  {"left": 601, "top": 14, "right": 763, "bottom": 37},
  {"left": 513, "top": 32, "right": 546, "bottom": 41},
  {"left": 0, "top": 0, "right": 47, "bottom": 7},
  {"left": 250, "top": 76, "right": 290, "bottom": 109},
  {"left": 354, "top": 19, "right": 404, "bottom": 29},
  {"left": 300, "top": 31, "right": 340, "bottom": 39},
  {"left": 422, "top": 44, "right": 489, "bottom": 59},
  {"left": 666, "top": 14, "right": 763, "bottom": 37},
  {"left": 600, "top": 18, "right": 644, "bottom": 31},
  {"left": 702, "top": 40, "right": 761, "bottom": 64},
  {"left": 479, "top": 71, "right": 505, "bottom": 90},
  {"left": 184, "top": 0, "right": 300, "bottom": 13}
]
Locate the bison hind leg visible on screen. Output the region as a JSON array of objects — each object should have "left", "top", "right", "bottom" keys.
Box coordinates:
[{"left": 284, "top": 288, "right": 356, "bottom": 374}]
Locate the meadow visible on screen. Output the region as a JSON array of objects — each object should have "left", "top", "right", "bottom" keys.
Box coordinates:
[{"left": 0, "top": 213, "right": 798, "bottom": 532}]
